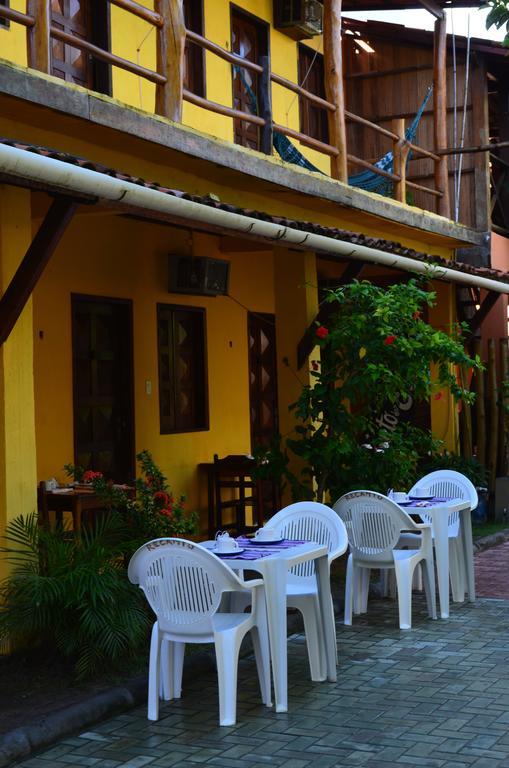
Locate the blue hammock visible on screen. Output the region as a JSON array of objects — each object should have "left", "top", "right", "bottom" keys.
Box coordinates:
[
  {"left": 274, "top": 86, "right": 433, "bottom": 195},
  {"left": 233, "top": 64, "right": 432, "bottom": 196}
]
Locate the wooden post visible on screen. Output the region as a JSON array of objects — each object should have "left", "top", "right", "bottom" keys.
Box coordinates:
[
  {"left": 459, "top": 366, "right": 473, "bottom": 459},
  {"left": 392, "top": 118, "right": 408, "bottom": 204},
  {"left": 474, "top": 339, "right": 486, "bottom": 470},
  {"left": 487, "top": 338, "right": 498, "bottom": 496},
  {"left": 323, "top": 0, "right": 348, "bottom": 182},
  {"left": 433, "top": 15, "right": 451, "bottom": 218},
  {"left": 499, "top": 338, "right": 509, "bottom": 476},
  {"left": 155, "top": 0, "right": 185, "bottom": 122},
  {"left": 259, "top": 55, "right": 273, "bottom": 156},
  {"left": 27, "top": 0, "right": 50, "bottom": 73}
]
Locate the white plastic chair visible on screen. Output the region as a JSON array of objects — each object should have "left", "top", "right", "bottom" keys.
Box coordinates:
[
  {"left": 406, "top": 470, "right": 478, "bottom": 602},
  {"left": 334, "top": 491, "right": 436, "bottom": 630},
  {"left": 234, "top": 502, "right": 348, "bottom": 680},
  {"left": 128, "top": 538, "right": 271, "bottom": 726}
]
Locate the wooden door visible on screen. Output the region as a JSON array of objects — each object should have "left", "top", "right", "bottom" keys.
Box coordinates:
[
  {"left": 231, "top": 9, "right": 268, "bottom": 151},
  {"left": 248, "top": 313, "right": 278, "bottom": 449},
  {"left": 72, "top": 296, "right": 135, "bottom": 483},
  {"left": 51, "top": 0, "right": 92, "bottom": 87}
]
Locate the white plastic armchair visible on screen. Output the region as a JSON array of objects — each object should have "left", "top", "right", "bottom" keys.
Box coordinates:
[
  {"left": 408, "top": 470, "right": 477, "bottom": 602},
  {"left": 234, "top": 502, "right": 348, "bottom": 680},
  {"left": 334, "top": 491, "right": 436, "bottom": 630},
  {"left": 128, "top": 538, "right": 271, "bottom": 727}
]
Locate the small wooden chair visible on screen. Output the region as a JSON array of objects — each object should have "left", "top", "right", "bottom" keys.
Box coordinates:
[{"left": 210, "top": 454, "right": 264, "bottom": 537}]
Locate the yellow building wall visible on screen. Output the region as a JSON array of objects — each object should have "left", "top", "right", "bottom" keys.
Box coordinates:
[
  {"left": 32, "top": 211, "right": 274, "bottom": 531},
  {"left": 0, "top": 186, "right": 37, "bottom": 581},
  {"left": 428, "top": 280, "right": 459, "bottom": 452}
]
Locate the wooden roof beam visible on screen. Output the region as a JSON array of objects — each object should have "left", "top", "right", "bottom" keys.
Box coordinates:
[
  {"left": 467, "top": 291, "right": 502, "bottom": 335},
  {"left": 0, "top": 195, "right": 78, "bottom": 347},
  {"left": 418, "top": 0, "right": 445, "bottom": 19},
  {"left": 297, "top": 260, "right": 367, "bottom": 370}
]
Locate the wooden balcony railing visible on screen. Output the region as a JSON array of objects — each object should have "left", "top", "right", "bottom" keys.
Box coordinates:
[{"left": 0, "top": 0, "right": 448, "bottom": 217}]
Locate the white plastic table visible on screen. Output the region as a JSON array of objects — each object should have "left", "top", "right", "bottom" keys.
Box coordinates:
[
  {"left": 398, "top": 498, "right": 474, "bottom": 619},
  {"left": 200, "top": 540, "right": 336, "bottom": 713}
]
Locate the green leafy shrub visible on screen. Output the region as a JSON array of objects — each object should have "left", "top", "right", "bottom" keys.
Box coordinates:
[
  {"left": 257, "top": 279, "right": 481, "bottom": 501},
  {"left": 0, "top": 513, "right": 150, "bottom": 679},
  {"left": 419, "top": 451, "right": 488, "bottom": 488}
]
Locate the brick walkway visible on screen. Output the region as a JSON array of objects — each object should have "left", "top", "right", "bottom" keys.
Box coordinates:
[
  {"left": 475, "top": 541, "right": 509, "bottom": 599},
  {"left": 14, "top": 594, "right": 509, "bottom": 768}
]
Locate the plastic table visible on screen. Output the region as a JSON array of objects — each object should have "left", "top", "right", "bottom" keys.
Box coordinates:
[
  {"left": 200, "top": 540, "right": 337, "bottom": 713},
  {"left": 398, "top": 497, "right": 474, "bottom": 619}
]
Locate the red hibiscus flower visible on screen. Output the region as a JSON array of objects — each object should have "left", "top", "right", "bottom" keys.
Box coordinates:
[
  {"left": 154, "top": 490, "right": 170, "bottom": 506},
  {"left": 316, "top": 326, "right": 329, "bottom": 339},
  {"left": 412, "top": 311, "right": 421, "bottom": 320},
  {"left": 311, "top": 361, "right": 319, "bottom": 371},
  {"left": 82, "top": 470, "right": 103, "bottom": 483},
  {"left": 383, "top": 335, "right": 397, "bottom": 346},
  {"left": 434, "top": 392, "right": 443, "bottom": 401}
]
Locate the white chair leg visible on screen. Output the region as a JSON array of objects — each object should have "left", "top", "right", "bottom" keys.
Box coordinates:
[
  {"left": 148, "top": 622, "right": 162, "bottom": 721},
  {"left": 412, "top": 563, "right": 423, "bottom": 592},
  {"left": 160, "top": 639, "right": 173, "bottom": 701},
  {"left": 172, "top": 642, "right": 185, "bottom": 699},
  {"left": 214, "top": 631, "right": 241, "bottom": 726},
  {"left": 420, "top": 556, "right": 437, "bottom": 620},
  {"left": 450, "top": 540, "right": 465, "bottom": 603},
  {"left": 344, "top": 554, "right": 354, "bottom": 625},
  {"left": 250, "top": 625, "right": 272, "bottom": 707},
  {"left": 393, "top": 561, "right": 413, "bottom": 630},
  {"left": 360, "top": 568, "right": 370, "bottom": 613},
  {"left": 299, "top": 597, "right": 325, "bottom": 681}
]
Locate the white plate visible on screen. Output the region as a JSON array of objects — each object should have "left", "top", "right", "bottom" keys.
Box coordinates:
[{"left": 250, "top": 538, "right": 284, "bottom": 546}]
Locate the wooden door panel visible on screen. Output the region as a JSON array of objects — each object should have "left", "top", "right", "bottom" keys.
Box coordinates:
[{"left": 72, "top": 297, "right": 135, "bottom": 483}]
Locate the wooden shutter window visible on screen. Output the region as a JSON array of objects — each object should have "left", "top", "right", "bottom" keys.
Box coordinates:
[
  {"left": 298, "top": 44, "right": 329, "bottom": 144},
  {"left": 157, "top": 304, "right": 209, "bottom": 434},
  {"left": 184, "top": 0, "right": 205, "bottom": 97}
]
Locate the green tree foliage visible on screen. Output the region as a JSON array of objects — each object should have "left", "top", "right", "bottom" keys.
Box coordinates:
[
  {"left": 258, "top": 279, "right": 481, "bottom": 502},
  {"left": 482, "top": 0, "right": 509, "bottom": 45}
]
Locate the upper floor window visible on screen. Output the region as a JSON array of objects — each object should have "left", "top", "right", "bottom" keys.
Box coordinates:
[
  {"left": 0, "top": 1, "right": 10, "bottom": 30},
  {"left": 231, "top": 7, "right": 269, "bottom": 151},
  {"left": 157, "top": 304, "right": 208, "bottom": 434},
  {"left": 298, "top": 44, "right": 329, "bottom": 144},
  {"left": 50, "top": 1, "right": 111, "bottom": 95},
  {"left": 184, "top": 0, "right": 205, "bottom": 97}
]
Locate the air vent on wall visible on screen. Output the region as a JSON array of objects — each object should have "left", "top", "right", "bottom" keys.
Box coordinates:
[
  {"left": 274, "top": 0, "right": 323, "bottom": 41},
  {"left": 168, "top": 255, "right": 230, "bottom": 296}
]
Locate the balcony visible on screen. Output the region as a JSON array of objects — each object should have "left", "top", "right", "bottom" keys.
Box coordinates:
[{"left": 0, "top": 0, "right": 499, "bottom": 238}]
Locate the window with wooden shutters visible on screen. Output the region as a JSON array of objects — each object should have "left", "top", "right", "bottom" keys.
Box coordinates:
[
  {"left": 184, "top": 0, "right": 205, "bottom": 97},
  {"left": 298, "top": 44, "right": 329, "bottom": 144},
  {"left": 0, "top": 1, "right": 10, "bottom": 29},
  {"left": 157, "top": 304, "right": 208, "bottom": 434}
]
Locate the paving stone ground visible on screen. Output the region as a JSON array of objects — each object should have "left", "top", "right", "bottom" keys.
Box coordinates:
[
  {"left": 13, "top": 588, "right": 509, "bottom": 768},
  {"left": 475, "top": 541, "right": 509, "bottom": 599}
]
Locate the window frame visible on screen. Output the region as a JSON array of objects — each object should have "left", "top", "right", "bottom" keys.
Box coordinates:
[
  {"left": 157, "top": 303, "right": 209, "bottom": 435},
  {"left": 298, "top": 43, "right": 329, "bottom": 144},
  {"left": 184, "top": 0, "right": 206, "bottom": 98},
  {"left": 0, "top": 1, "right": 10, "bottom": 30}
]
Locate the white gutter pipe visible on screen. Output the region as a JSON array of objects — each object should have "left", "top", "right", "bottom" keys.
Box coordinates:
[{"left": 1, "top": 142, "right": 507, "bottom": 295}]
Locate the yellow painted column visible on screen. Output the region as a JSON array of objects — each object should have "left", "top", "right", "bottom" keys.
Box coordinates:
[
  {"left": 0, "top": 186, "right": 37, "bottom": 581},
  {"left": 273, "top": 247, "right": 318, "bottom": 500},
  {"left": 429, "top": 280, "right": 459, "bottom": 453}
]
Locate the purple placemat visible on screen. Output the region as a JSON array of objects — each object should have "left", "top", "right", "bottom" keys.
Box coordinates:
[
  {"left": 215, "top": 538, "right": 306, "bottom": 561},
  {"left": 406, "top": 496, "right": 449, "bottom": 508}
]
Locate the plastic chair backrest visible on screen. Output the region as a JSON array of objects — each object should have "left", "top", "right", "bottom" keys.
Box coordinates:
[
  {"left": 410, "top": 470, "right": 478, "bottom": 510},
  {"left": 128, "top": 538, "right": 246, "bottom": 635},
  {"left": 409, "top": 470, "right": 478, "bottom": 537},
  {"left": 333, "top": 491, "right": 422, "bottom": 564},
  {"left": 269, "top": 501, "right": 348, "bottom": 578}
]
